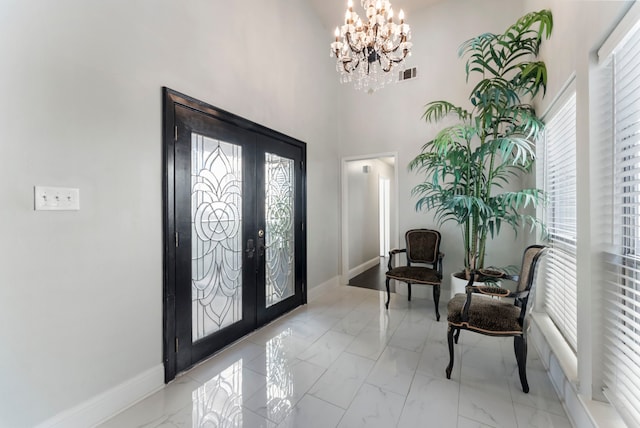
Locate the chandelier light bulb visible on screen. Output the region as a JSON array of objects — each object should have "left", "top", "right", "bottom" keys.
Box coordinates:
[{"left": 329, "top": 0, "right": 412, "bottom": 92}]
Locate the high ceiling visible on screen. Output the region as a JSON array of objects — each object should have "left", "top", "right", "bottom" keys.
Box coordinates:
[{"left": 308, "top": 0, "right": 442, "bottom": 31}]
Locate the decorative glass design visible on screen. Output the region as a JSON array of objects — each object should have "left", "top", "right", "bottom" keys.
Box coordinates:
[
  {"left": 192, "top": 360, "right": 244, "bottom": 426},
  {"left": 265, "top": 153, "right": 295, "bottom": 307},
  {"left": 192, "top": 134, "right": 243, "bottom": 341}
]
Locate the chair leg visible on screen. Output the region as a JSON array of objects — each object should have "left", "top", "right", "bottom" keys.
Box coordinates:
[
  {"left": 408, "top": 283, "right": 412, "bottom": 301},
  {"left": 446, "top": 325, "right": 455, "bottom": 379},
  {"left": 385, "top": 278, "right": 391, "bottom": 309},
  {"left": 454, "top": 328, "right": 461, "bottom": 344},
  {"left": 514, "top": 335, "right": 529, "bottom": 393},
  {"left": 433, "top": 284, "right": 441, "bottom": 321}
]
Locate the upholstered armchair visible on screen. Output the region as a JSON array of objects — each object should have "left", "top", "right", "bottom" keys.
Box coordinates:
[
  {"left": 445, "top": 245, "right": 547, "bottom": 393},
  {"left": 385, "top": 229, "right": 444, "bottom": 320}
]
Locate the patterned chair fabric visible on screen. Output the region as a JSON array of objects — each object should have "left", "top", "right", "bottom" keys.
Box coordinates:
[
  {"left": 385, "top": 229, "right": 444, "bottom": 320},
  {"left": 445, "top": 245, "right": 547, "bottom": 393}
]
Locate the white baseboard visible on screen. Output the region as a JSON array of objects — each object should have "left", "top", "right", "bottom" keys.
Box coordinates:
[
  {"left": 348, "top": 257, "right": 381, "bottom": 279},
  {"left": 36, "top": 364, "right": 164, "bottom": 428},
  {"left": 35, "top": 276, "right": 345, "bottom": 428},
  {"left": 36, "top": 277, "right": 346, "bottom": 428},
  {"left": 529, "top": 313, "right": 625, "bottom": 428},
  {"left": 308, "top": 275, "right": 340, "bottom": 301}
]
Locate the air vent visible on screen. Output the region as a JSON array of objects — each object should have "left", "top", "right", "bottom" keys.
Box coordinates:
[{"left": 398, "top": 67, "right": 417, "bottom": 82}]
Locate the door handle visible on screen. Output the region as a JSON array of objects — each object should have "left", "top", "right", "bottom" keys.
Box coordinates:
[
  {"left": 258, "top": 229, "right": 265, "bottom": 257},
  {"left": 246, "top": 239, "right": 255, "bottom": 259}
]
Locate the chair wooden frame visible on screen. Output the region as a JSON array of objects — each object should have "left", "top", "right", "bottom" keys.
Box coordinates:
[
  {"left": 385, "top": 229, "right": 444, "bottom": 320},
  {"left": 445, "top": 245, "right": 547, "bottom": 393}
]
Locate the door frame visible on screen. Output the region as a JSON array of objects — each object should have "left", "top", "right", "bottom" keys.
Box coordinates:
[
  {"left": 379, "top": 176, "right": 391, "bottom": 257},
  {"left": 340, "top": 153, "right": 399, "bottom": 284},
  {"left": 162, "top": 87, "right": 307, "bottom": 382}
]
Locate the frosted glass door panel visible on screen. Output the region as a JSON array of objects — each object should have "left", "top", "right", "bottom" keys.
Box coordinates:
[
  {"left": 192, "top": 133, "right": 243, "bottom": 341},
  {"left": 265, "top": 153, "right": 295, "bottom": 308}
]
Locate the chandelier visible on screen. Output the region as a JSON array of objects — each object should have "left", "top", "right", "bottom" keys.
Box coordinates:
[{"left": 330, "top": 0, "right": 412, "bottom": 92}]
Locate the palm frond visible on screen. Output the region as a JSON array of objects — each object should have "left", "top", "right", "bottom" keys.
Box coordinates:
[
  {"left": 411, "top": 10, "right": 552, "bottom": 271},
  {"left": 423, "top": 101, "right": 470, "bottom": 123}
]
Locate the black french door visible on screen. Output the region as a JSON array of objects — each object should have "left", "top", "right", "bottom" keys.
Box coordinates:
[{"left": 163, "top": 88, "right": 306, "bottom": 381}]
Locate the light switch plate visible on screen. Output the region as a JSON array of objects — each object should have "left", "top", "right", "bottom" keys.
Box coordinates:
[{"left": 34, "top": 186, "right": 80, "bottom": 211}]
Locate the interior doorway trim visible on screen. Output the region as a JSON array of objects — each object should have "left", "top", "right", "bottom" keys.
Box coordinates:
[{"left": 340, "top": 152, "right": 399, "bottom": 285}]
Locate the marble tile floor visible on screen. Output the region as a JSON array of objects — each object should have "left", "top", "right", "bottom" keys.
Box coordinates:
[{"left": 99, "top": 286, "right": 572, "bottom": 428}]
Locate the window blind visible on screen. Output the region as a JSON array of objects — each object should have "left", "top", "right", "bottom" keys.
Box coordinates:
[
  {"left": 602, "top": 21, "right": 640, "bottom": 427},
  {"left": 540, "top": 92, "right": 578, "bottom": 351}
]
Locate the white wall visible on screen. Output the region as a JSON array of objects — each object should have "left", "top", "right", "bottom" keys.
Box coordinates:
[
  {"left": 0, "top": 0, "right": 340, "bottom": 426},
  {"left": 338, "top": 0, "right": 527, "bottom": 284},
  {"left": 347, "top": 160, "right": 379, "bottom": 269},
  {"left": 346, "top": 158, "right": 395, "bottom": 271}
]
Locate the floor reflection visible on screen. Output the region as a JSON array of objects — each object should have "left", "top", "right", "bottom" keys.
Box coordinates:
[
  {"left": 191, "top": 328, "right": 298, "bottom": 427},
  {"left": 192, "top": 360, "right": 244, "bottom": 427},
  {"left": 265, "top": 329, "right": 295, "bottom": 422}
]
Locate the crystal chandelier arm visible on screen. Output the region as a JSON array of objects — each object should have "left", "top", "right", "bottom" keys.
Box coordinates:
[
  {"left": 385, "top": 10, "right": 410, "bottom": 56},
  {"left": 342, "top": 58, "right": 360, "bottom": 73},
  {"left": 380, "top": 58, "right": 393, "bottom": 73},
  {"left": 344, "top": 31, "right": 358, "bottom": 53},
  {"left": 380, "top": 35, "right": 409, "bottom": 56}
]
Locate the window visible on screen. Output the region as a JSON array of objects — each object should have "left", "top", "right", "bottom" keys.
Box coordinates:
[
  {"left": 600, "top": 15, "right": 640, "bottom": 427},
  {"left": 539, "top": 90, "right": 578, "bottom": 351}
]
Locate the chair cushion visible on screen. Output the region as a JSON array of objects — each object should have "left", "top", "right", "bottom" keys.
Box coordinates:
[
  {"left": 386, "top": 266, "right": 441, "bottom": 285},
  {"left": 447, "top": 294, "right": 522, "bottom": 334}
]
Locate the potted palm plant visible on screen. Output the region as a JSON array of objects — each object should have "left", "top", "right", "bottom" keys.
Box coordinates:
[{"left": 409, "top": 10, "right": 552, "bottom": 293}]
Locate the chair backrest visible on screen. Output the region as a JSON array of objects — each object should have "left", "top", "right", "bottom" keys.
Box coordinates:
[
  {"left": 516, "top": 245, "right": 547, "bottom": 324},
  {"left": 405, "top": 229, "right": 441, "bottom": 265},
  {"left": 516, "top": 245, "right": 548, "bottom": 293}
]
